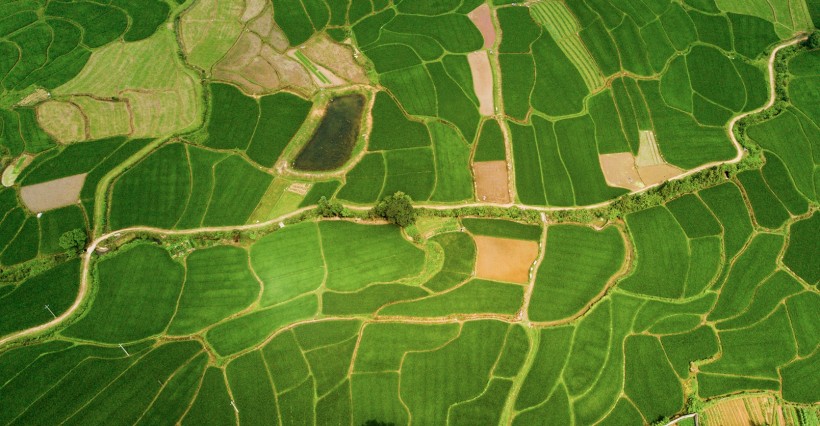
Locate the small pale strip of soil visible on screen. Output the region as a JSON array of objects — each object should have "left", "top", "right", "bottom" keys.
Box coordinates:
[
  {"left": 287, "top": 182, "right": 311, "bottom": 195},
  {"left": 20, "top": 173, "right": 87, "bottom": 213},
  {"left": 635, "top": 130, "right": 664, "bottom": 167},
  {"left": 473, "top": 160, "right": 510, "bottom": 203},
  {"left": 637, "top": 163, "right": 683, "bottom": 186},
  {"left": 2, "top": 155, "right": 33, "bottom": 187},
  {"left": 468, "top": 4, "right": 496, "bottom": 49},
  {"left": 36, "top": 101, "right": 87, "bottom": 143},
  {"left": 16, "top": 88, "right": 49, "bottom": 107},
  {"left": 474, "top": 235, "right": 539, "bottom": 284},
  {"left": 599, "top": 153, "right": 644, "bottom": 190},
  {"left": 468, "top": 50, "right": 494, "bottom": 116}
]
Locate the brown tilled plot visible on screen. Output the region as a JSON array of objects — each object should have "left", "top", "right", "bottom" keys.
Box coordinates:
[
  {"left": 599, "top": 152, "right": 644, "bottom": 191},
  {"left": 20, "top": 173, "right": 87, "bottom": 213},
  {"left": 473, "top": 160, "right": 510, "bottom": 203},
  {"left": 474, "top": 235, "right": 539, "bottom": 284},
  {"left": 468, "top": 50, "right": 495, "bottom": 116},
  {"left": 468, "top": 4, "right": 496, "bottom": 49}
]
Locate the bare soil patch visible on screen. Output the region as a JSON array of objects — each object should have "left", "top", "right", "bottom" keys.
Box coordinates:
[
  {"left": 599, "top": 153, "right": 644, "bottom": 191},
  {"left": 468, "top": 50, "right": 494, "bottom": 116},
  {"left": 20, "top": 173, "right": 87, "bottom": 213},
  {"left": 638, "top": 163, "right": 684, "bottom": 186},
  {"left": 474, "top": 235, "right": 539, "bottom": 284},
  {"left": 36, "top": 101, "right": 87, "bottom": 143},
  {"left": 473, "top": 160, "right": 510, "bottom": 203},
  {"left": 468, "top": 4, "right": 496, "bottom": 49}
]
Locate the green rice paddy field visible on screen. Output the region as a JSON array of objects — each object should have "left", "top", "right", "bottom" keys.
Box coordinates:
[{"left": 0, "top": 0, "right": 817, "bottom": 424}]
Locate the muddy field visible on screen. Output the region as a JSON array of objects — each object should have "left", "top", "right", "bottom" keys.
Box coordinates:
[
  {"left": 468, "top": 4, "right": 496, "bottom": 49},
  {"left": 599, "top": 152, "right": 644, "bottom": 191},
  {"left": 20, "top": 173, "right": 87, "bottom": 213},
  {"left": 473, "top": 160, "right": 510, "bottom": 203},
  {"left": 474, "top": 235, "right": 539, "bottom": 284},
  {"left": 468, "top": 51, "right": 495, "bottom": 116}
]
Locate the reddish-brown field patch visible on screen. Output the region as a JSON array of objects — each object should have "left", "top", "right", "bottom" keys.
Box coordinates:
[
  {"left": 468, "top": 50, "right": 494, "bottom": 116},
  {"left": 473, "top": 160, "right": 510, "bottom": 203},
  {"left": 474, "top": 235, "right": 539, "bottom": 284},
  {"left": 468, "top": 4, "right": 496, "bottom": 49},
  {"left": 20, "top": 173, "right": 87, "bottom": 213}
]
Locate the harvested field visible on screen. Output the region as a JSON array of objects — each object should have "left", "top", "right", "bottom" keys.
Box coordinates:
[
  {"left": 287, "top": 182, "right": 311, "bottom": 195},
  {"left": 248, "top": 7, "right": 289, "bottom": 51},
  {"left": 36, "top": 101, "right": 87, "bottom": 143},
  {"left": 473, "top": 160, "right": 510, "bottom": 203},
  {"left": 53, "top": 29, "right": 203, "bottom": 140},
  {"left": 15, "top": 89, "right": 49, "bottom": 107},
  {"left": 703, "top": 394, "right": 783, "bottom": 426},
  {"left": 20, "top": 174, "right": 87, "bottom": 213},
  {"left": 636, "top": 130, "right": 665, "bottom": 167},
  {"left": 214, "top": 30, "right": 314, "bottom": 95},
  {"left": 302, "top": 34, "right": 369, "bottom": 85},
  {"left": 473, "top": 235, "right": 539, "bottom": 284},
  {"left": 2, "top": 155, "right": 33, "bottom": 187},
  {"left": 468, "top": 51, "right": 495, "bottom": 116},
  {"left": 241, "top": 0, "right": 266, "bottom": 22},
  {"left": 70, "top": 96, "right": 132, "bottom": 139},
  {"left": 599, "top": 153, "right": 644, "bottom": 191},
  {"left": 468, "top": 4, "right": 496, "bottom": 49},
  {"left": 179, "top": 0, "right": 245, "bottom": 70}
]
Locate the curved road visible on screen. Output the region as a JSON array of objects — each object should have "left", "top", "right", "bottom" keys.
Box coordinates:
[{"left": 0, "top": 35, "right": 806, "bottom": 349}]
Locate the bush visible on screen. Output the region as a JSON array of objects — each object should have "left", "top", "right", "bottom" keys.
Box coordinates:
[
  {"left": 371, "top": 192, "right": 416, "bottom": 227},
  {"left": 59, "top": 228, "right": 88, "bottom": 253}
]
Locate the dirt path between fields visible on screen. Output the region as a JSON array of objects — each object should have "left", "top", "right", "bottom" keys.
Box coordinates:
[{"left": 0, "top": 36, "right": 806, "bottom": 349}]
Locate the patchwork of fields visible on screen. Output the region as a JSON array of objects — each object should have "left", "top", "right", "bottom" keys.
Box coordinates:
[{"left": 0, "top": 0, "right": 817, "bottom": 424}]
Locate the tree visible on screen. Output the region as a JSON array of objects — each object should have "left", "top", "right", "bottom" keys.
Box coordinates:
[
  {"left": 316, "top": 196, "right": 348, "bottom": 218},
  {"left": 371, "top": 191, "right": 416, "bottom": 227},
  {"left": 806, "top": 31, "right": 820, "bottom": 49},
  {"left": 59, "top": 228, "right": 87, "bottom": 253}
]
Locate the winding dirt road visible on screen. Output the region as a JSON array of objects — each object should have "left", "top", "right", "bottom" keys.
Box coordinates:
[{"left": 0, "top": 35, "right": 806, "bottom": 349}]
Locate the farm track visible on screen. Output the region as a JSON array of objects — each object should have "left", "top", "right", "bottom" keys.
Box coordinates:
[{"left": 0, "top": 35, "right": 807, "bottom": 350}]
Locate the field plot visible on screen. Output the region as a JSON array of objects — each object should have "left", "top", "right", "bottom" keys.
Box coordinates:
[
  {"left": 473, "top": 236, "right": 538, "bottom": 284},
  {"left": 44, "top": 29, "right": 203, "bottom": 141},
  {"left": 1, "top": 0, "right": 819, "bottom": 424},
  {"left": 108, "top": 143, "right": 274, "bottom": 229}
]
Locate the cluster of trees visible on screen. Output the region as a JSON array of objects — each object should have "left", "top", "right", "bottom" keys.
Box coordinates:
[
  {"left": 59, "top": 228, "right": 87, "bottom": 253},
  {"left": 370, "top": 192, "right": 416, "bottom": 227}
]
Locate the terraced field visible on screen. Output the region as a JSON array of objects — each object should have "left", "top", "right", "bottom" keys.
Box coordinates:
[{"left": 0, "top": 0, "right": 817, "bottom": 424}]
